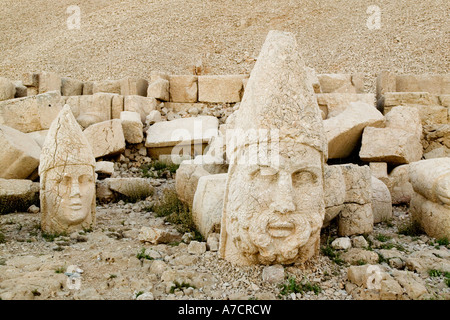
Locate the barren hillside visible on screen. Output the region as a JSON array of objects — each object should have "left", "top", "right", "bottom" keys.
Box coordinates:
[{"left": 0, "top": 0, "right": 449, "bottom": 91}]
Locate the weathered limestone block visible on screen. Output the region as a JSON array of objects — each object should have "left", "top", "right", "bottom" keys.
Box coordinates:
[
  {"left": 111, "top": 95, "right": 124, "bottom": 119},
  {"left": 376, "top": 71, "right": 396, "bottom": 100},
  {"left": 371, "top": 176, "right": 392, "bottom": 224},
  {"left": 120, "top": 111, "right": 144, "bottom": 144},
  {"left": 138, "top": 226, "right": 181, "bottom": 244},
  {"left": 0, "top": 179, "right": 40, "bottom": 214},
  {"left": 147, "top": 79, "right": 169, "bottom": 101},
  {"left": 22, "top": 72, "right": 39, "bottom": 87},
  {"left": 306, "top": 67, "right": 321, "bottom": 94},
  {"left": 382, "top": 92, "right": 440, "bottom": 113},
  {"left": 145, "top": 110, "right": 162, "bottom": 126},
  {"left": 61, "top": 77, "right": 83, "bottom": 96},
  {"left": 360, "top": 127, "right": 423, "bottom": 164},
  {"left": 409, "top": 158, "right": 450, "bottom": 239},
  {"left": 169, "top": 75, "right": 198, "bottom": 103},
  {"left": 0, "top": 91, "right": 63, "bottom": 133},
  {"left": 317, "top": 93, "right": 376, "bottom": 119},
  {"left": 414, "top": 104, "right": 448, "bottom": 125},
  {"left": 341, "top": 248, "right": 379, "bottom": 265},
  {"left": 0, "top": 125, "right": 42, "bottom": 179},
  {"left": 323, "top": 165, "right": 346, "bottom": 225},
  {"left": 387, "top": 164, "right": 414, "bottom": 204},
  {"left": 396, "top": 74, "right": 450, "bottom": 95},
  {"left": 26, "top": 130, "right": 48, "bottom": 148},
  {"left": 422, "top": 124, "right": 450, "bottom": 155},
  {"left": 39, "top": 105, "right": 96, "bottom": 234},
  {"left": 324, "top": 101, "right": 384, "bottom": 159},
  {"left": 192, "top": 174, "right": 227, "bottom": 238},
  {"left": 0, "top": 77, "right": 16, "bottom": 101},
  {"left": 145, "top": 116, "right": 219, "bottom": 158},
  {"left": 220, "top": 31, "right": 328, "bottom": 266},
  {"left": 385, "top": 106, "right": 422, "bottom": 139},
  {"left": 424, "top": 147, "right": 450, "bottom": 159},
  {"left": 198, "top": 75, "right": 248, "bottom": 103},
  {"left": 82, "top": 81, "right": 94, "bottom": 95},
  {"left": 13, "top": 81, "right": 27, "bottom": 98},
  {"left": 124, "top": 95, "right": 157, "bottom": 123},
  {"left": 107, "top": 178, "right": 154, "bottom": 200},
  {"left": 68, "top": 93, "right": 113, "bottom": 129},
  {"left": 92, "top": 80, "right": 121, "bottom": 94},
  {"left": 317, "top": 73, "right": 364, "bottom": 94},
  {"left": 95, "top": 161, "right": 114, "bottom": 177},
  {"left": 175, "top": 160, "right": 211, "bottom": 208},
  {"left": 120, "top": 77, "right": 148, "bottom": 97},
  {"left": 369, "top": 162, "right": 388, "bottom": 184},
  {"left": 163, "top": 102, "right": 207, "bottom": 114},
  {"left": 38, "top": 72, "right": 61, "bottom": 94},
  {"left": 83, "top": 119, "right": 126, "bottom": 158}
]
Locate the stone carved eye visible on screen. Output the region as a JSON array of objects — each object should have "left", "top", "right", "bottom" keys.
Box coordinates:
[
  {"left": 292, "top": 170, "right": 317, "bottom": 185},
  {"left": 249, "top": 166, "right": 278, "bottom": 179},
  {"left": 78, "top": 174, "right": 93, "bottom": 185}
]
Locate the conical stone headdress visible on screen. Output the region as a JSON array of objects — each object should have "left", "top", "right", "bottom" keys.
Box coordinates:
[
  {"left": 228, "top": 30, "right": 328, "bottom": 162},
  {"left": 39, "top": 104, "right": 95, "bottom": 176}
]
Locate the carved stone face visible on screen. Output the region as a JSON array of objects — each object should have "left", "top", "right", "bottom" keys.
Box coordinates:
[
  {"left": 225, "top": 144, "right": 325, "bottom": 265},
  {"left": 42, "top": 165, "right": 95, "bottom": 232}
]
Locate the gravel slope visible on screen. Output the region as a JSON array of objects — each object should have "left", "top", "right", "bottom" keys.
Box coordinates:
[{"left": 0, "top": 0, "right": 449, "bottom": 92}]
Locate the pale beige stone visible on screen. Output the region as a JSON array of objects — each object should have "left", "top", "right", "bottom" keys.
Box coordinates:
[
  {"left": 147, "top": 79, "right": 169, "bottom": 101},
  {"left": 385, "top": 106, "right": 422, "bottom": 139},
  {"left": 192, "top": 173, "right": 227, "bottom": 238},
  {"left": 150, "top": 71, "right": 170, "bottom": 82},
  {"left": 61, "top": 77, "right": 83, "bottom": 96},
  {"left": 26, "top": 87, "right": 38, "bottom": 96},
  {"left": 169, "top": 75, "right": 198, "bottom": 103},
  {"left": 387, "top": 164, "right": 414, "bottom": 204},
  {"left": 376, "top": 71, "right": 396, "bottom": 100},
  {"left": 323, "top": 165, "right": 346, "bottom": 225},
  {"left": 0, "top": 91, "right": 63, "bottom": 133},
  {"left": 360, "top": 127, "right": 423, "bottom": 164},
  {"left": 38, "top": 72, "right": 61, "bottom": 94},
  {"left": 305, "top": 67, "right": 321, "bottom": 94},
  {"left": 414, "top": 104, "right": 448, "bottom": 125},
  {"left": 73, "top": 93, "right": 113, "bottom": 129},
  {"left": 318, "top": 74, "right": 356, "bottom": 94},
  {"left": 409, "top": 158, "right": 450, "bottom": 239},
  {"left": 95, "top": 161, "right": 114, "bottom": 177},
  {"left": 0, "top": 77, "right": 16, "bottom": 101},
  {"left": 0, "top": 179, "right": 40, "bottom": 214},
  {"left": 120, "top": 111, "right": 144, "bottom": 144},
  {"left": 198, "top": 75, "right": 248, "bottom": 103},
  {"left": 175, "top": 160, "right": 210, "bottom": 208},
  {"left": 145, "top": 116, "right": 219, "bottom": 148},
  {"left": 220, "top": 31, "right": 327, "bottom": 266},
  {"left": 380, "top": 279, "right": 403, "bottom": 300},
  {"left": 82, "top": 81, "right": 94, "bottom": 95},
  {"left": 111, "top": 95, "right": 124, "bottom": 119},
  {"left": 120, "top": 77, "right": 148, "bottom": 96},
  {"left": 392, "top": 270, "right": 428, "bottom": 300},
  {"left": 382, "top": 92, "right": 439, "bottom": 110},
  {"left": 26, "top": 130, "right": 48, "bottom": 148},
  {"left": 163, "top": 102, "right": 207, "bottom": 114},
  {"left": 92, "top": 80, "right": 121, "bottom": 94},
  {"left": 369, "top": 162, "right": 388, "bottom": 183},
  {"left": 316, "top": 93, "right": 376, "bottom": 119},
  {"left": 331, "top": 237, "right": 352, "bottom": 250},
  {"left": 396, "top": 74, "right": 450, "bottom": 95},
  {"left": 324, "top": 101, "right": 384, "bottom": 159},
  {"left": 39, "top": 105, "right": 96, "bottom": 234},
  {"left": 124, "top": 95, "right": 157, "bottom": 123},
  {"left": 0, "top": 125, "right": 41, "bottom": 179},
  {"left": 145, "top": 110, "right": 162, "bottom": 126},
  {"left": 187, "top": 241, "right": 207, "bottom": 255},
  {"left": 138, "top": 226, "right": 180, "bottom": 244},
  {"left": 22, "top": 72, "right": 39, "bottom": 87},
  {"left": 341, "top": 248, "right": 379, "bottom": 265},
  {"left": 371, "top": 176, "right": 392, "bottom": 224},
  {"left": 13, "top": 81, "right": 27, "bottom": 98},
  {"left": 83, "top": 119, "right": 126, "bottom": 158},
  {"left": 107, "top": 178, "right": 154, "bottom": 199}
]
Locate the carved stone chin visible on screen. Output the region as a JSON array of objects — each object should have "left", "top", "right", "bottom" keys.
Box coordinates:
[{"left": 39, "top": 104, "right": 96, "bottom": 234}]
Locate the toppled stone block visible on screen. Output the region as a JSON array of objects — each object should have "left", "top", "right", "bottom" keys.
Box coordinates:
[
  {"left": 317, "top": 93, "right": 376, "bottom": 119},
  {"left": 120, "top": 111, "right": 144, "bottom": 144},
  {"left": 61, "top": 77, "right": 83, "bottom": 96},
  {"left": 396, "top": 74, "right": 450, "bottom": 95},
  {"left": 192, "top": 173, "right": 227, "bottom": 238},
  {"left": 387, "top": 164, "right": 414, "bottom": 205},
  {"left": 0, "top": 179, "right": 40, "bottom": 214},
  {"left": 83, "top": 119, "right": 126, "bottom": 158},
  {"left": 318, "top": 73, "right": 364, "bottom": 94},
  {"left": 385, "top": 106, "right": 422, "bottom": 139},
  {"left": 324, "top": 101, "right": 384, "bottom": 159},
  {"left": 371, "top": 176, "right": 392, "bottom": 224},
  {"left": 107, "top": 177, "right": 154, "bottom": 200},
  {"left": 187, "top": 241, "right": 207, "bottom": 255},
  {"left": 38, "top": 72, "right": 61, "bottom": 94},
  {"left": 0, "top": 125, "right": 42, "bottom": 179},
  {"left": 0, "top": 91, "right": 63, "bottom": 133},
  {"left": 331, "top": 237, "right": 352, "bottom": 250},
  {"left": 175, "top": 160, "right": 211, "bottom": 208},
  {"left": 198, "top": 75, "right": 248, "bottom": 103},
  {"left": 95, "top": 161, "right": 114, "bottom": 177},
  {"left": 341, "top": 248, "right": 379, "bottom": 265},
  {"left": 124, "top": 95, "right": 157, "bottom": 123},
  {"left": 169, "top": 75, "right": 198, "bottom": 103},
  {"left": 120, "top": 77, "right": 148, "bottom": 97},
  {"left": 147, "top": 78, "right": 169, "bottom": 101},
  {"left": 163, "top": 102, "right": 207, "bottom": 114},
  {"left": 111, "top": 95, "right": 124, "bottom": 119},
  {"left": 138, "top": 226, "right": 181, "bottom": 244},
  {"left": 382, "top": 92, "right": 439, "bottom": 111},
  {"left": 0, "top": 77, "right": 16, "bottom": 101},
  {"left": 92, "top": 80, "right": 121, "bottom": 94}
]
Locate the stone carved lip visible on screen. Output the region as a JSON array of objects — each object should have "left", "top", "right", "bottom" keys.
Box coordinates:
[
  {"left": 267, "top": 221, "right": 295, "bottom": 238},
  {"left": 69, "top": 201, "right": 83, "bottom": 210}
]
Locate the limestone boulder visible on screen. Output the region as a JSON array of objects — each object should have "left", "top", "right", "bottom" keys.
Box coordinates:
[
  {"left": 147, "top": 79, "right": 169, "bottom": 101},
  {"left": 198, "top": 75, "right": 248, "bottom": 103},
  {"left": 124, "top": 95, "right": 158, "bottom": 123},
  {"left": 0, "top": 91, "right": 63, "bottom": 133},
  {"left": 120, "top": 77, "right": 148, "bottom": 97},
  {"left": 95, "top": 161, "right": 114, "bottom": 177},
  {"left": 120, "top": 111, "right": 144, "bottom": 144},
  {"left": 0, "top": 179, "right": 40, "bottom": 214},
  {"left": 317, "top": 73, "right": 364, "bottom": 94},
  {"left": 107, "top": 178, "right": 154, "bottom": 200},
  {"left": 371, "top": 176, "right": 392, "bottom": 224},
  {"left": 0, "top": 77, "right": 16, "bottom": 101},
  {"left": 359, "top": 127, "right": 423, "bottom": 164},
  {"left": 83, "top": 119, "right": 126, "bottom": 158},
  {"left": 385, "top": 106, "right": 422, "bottom": 139},
  {"left": 169, "top": 75, "right": 198, "bottom": 103},
  {"left": 38, "top": 72, "right": 61, "bottom": 94},
  {"left": 396, "top": 74, "right": 450, "bottom": 95},
  {"left": 92, "top": 80, "right": 121, "bottom": 94},
  {"left": 192, "top": 174, "right": 227, "bottom": 238},
  {"left": 0, "top": 125, "right": 42, "bottom": 179},
  {"left": 61, "top": 77, "right": 83, "bottom": 96},
  {"left": 387, "top": 164, "right": 414, "bottom": 204},
  {"left": 175, "top": 160, "right": 211, "bottom": 208},
  {"left": 324, "top": 101, "right": 384, "bottom": 159},
  {"left": 317, "top": 93, "right": 376, "bottom": 119},
  {"left": 138, "top": 226, "right": 181, "bottom": 244}
]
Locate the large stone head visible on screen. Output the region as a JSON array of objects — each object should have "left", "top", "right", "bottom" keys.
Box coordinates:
[
  {"left": 219, "top": 30, "right": 328, "bottom": 265},
  {"left": 39, "top": 105, "right": 96, "bottom": 234}
]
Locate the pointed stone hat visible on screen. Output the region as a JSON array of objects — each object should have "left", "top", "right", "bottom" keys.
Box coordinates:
[
  {"left": 39, "top": 104, "right": 95, "bottom": 176},
  {"left": 228, "top": 30, "right": 328, "bottom": 162}
]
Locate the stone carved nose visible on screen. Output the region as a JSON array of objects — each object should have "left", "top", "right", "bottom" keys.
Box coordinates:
[
  {"left": 271, "top": 172, "right": 295, "bottom": 214},
  {"left": 70, "top": 180, "right": 81, "bottom": 198}
]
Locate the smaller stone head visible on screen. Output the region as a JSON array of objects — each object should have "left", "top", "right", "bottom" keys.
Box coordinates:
[{"left": 39, "top": 105, "right": 96, "bottom": 234}]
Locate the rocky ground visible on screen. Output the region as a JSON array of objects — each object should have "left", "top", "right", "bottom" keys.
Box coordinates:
[
  {"left": 1, "top": 167, "right": 449, "bottom": 300},
  {"left": 1, "top": 0, "right": 449, "bottom": 93}
]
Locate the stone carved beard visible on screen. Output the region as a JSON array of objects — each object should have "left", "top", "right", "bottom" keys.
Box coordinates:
[
  {"left": 41, "top": 164, "right": 95, "bottom": 233},
  {"left": 225, "top": 145, "right": 325, "bottom": 265}
]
